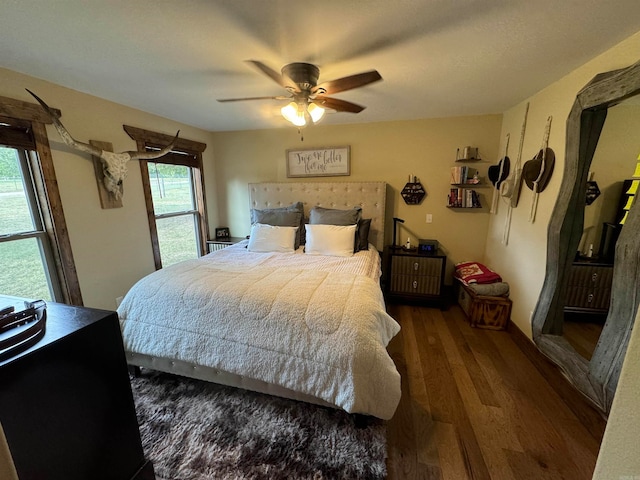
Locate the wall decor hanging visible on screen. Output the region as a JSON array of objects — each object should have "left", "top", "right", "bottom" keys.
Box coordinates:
[
  {"left": 489, "top": 134, "right": 510, "bottom": 214},
  {"left": 286, "top": 146, "right": 350, "bottom": 177},
  {"left": 501, "top": 102, "right": 529, "bottom": 245},
  {"left": 26, "top": 89, "right": 179, "bottom": 205},
  {"left": 523, "top": 115, "right": 555, "bottom": 223},
  {"left": 401, "top": 175, "right": 426, "bottom": 204}
]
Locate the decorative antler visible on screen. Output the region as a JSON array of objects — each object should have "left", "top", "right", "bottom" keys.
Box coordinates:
[{"left": 26, "top": 89, "right": 179, "bottom": 200}]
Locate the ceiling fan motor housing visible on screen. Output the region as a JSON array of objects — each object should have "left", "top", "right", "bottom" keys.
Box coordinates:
[{"left": 282, "top": 63, "right": 319, "bottom": 90}]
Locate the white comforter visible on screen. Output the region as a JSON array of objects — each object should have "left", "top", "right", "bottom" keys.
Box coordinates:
[{"left": 118, "top": 242, "right": 401, "bottom": 419}]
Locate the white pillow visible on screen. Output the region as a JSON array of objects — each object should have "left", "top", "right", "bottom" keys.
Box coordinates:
[
  {"left": 305, "top": 224, "right": 357, "bottom": 257},
  {"left": 247, "top": 223, "right": 298, "bottom": 253}
]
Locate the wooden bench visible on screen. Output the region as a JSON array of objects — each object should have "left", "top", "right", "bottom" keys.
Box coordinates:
[{"left": 456, "top": 282, "right": 512, "bottom": 330}]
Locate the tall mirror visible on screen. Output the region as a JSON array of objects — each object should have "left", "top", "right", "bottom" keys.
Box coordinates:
[
  {"left": 532, "top": 59, "right": 640, "bottom": 414},
  {"left": 562, "top": 97, "right": 639, "bottom": 361}
]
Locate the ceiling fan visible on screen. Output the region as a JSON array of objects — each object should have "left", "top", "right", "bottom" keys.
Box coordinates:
[{"left": 217, "top": 61, "right": 382, "bottom": 127}]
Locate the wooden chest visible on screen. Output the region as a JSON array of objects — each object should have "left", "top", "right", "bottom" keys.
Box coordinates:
[{"left": 456, "top": 283, "right": 512, "bottom": 330}]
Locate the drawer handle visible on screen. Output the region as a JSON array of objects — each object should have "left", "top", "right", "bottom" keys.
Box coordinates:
[
  {"left": 414, "top": 262, "right": 419, "bottom": 271},
  {"left": 412, "top": 280, "right": 418, "bottom": 289},
  {"left": 592, "top": 273, "right": 598, "bottom": 282},
  {"left": 588, "top": 293, "right": 594, "bottom": 304}
]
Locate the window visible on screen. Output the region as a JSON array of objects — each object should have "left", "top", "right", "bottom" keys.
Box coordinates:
[
  {"left": 0, "top": 96, "right": 82, "bottom": 305},
  {"left": 123, "top": 126, "right": 208, "bottom": 270},
  {"left": 0, "top": 146, "right": 62, "bottom": 300},
  {"left": 148, "top": 162, "right": 199, "bottom": 266}
]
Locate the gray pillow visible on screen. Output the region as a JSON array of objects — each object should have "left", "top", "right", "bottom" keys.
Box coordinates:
[
  {"left": 355, "top": 218, "right": 371, "bottom": 251},
  {"left": 309, "top": 206, "right": 362, "bottom": 226},
  {"left": 251, "top": 202, "right": 304, "bottom": 248}
]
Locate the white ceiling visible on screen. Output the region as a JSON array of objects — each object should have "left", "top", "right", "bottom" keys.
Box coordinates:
[{"left": 2, "top": 0, "right": 640, "bottom": 132}]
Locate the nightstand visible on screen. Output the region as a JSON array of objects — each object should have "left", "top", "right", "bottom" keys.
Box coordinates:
[
  {"left": 383, "top": 246, "right": 446, "bottom": 307},
  {"left": 564, "top": 257, "right": 614, "bottom": 316},
  {"left": 206, "top": 236, "right": 246, "bottom": 253}
]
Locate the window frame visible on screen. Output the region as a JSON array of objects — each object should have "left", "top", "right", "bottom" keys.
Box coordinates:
[
  {"left": 0, "top": 95, "right": 83, "bottom": 305},
  {"left": 123, "top": 125, "right": 208, "bottom": 270}
]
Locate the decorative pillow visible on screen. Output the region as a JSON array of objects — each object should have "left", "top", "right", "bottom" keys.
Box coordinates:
[
  {"left": 247, "top": 223, "right": 298, "bottom": 253},
  {"left": 304, "top": 224, "right": 357, "bottom": 257},
  {"left": 355, "top": 218, "right": 371, "bottom": 251},
  {"left": 309, "top": 206, "right": 362, "bottom": 226},
  {"left": 251, "top": 203, "right": 304, "bottom": 248},
  {"left": 454, "top": 261, "right": 502, "bottom": 285}
]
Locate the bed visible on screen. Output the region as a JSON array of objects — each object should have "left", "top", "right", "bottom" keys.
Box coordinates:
[{"left": 117, "top": 182, "right": 401, "bottom": 419}]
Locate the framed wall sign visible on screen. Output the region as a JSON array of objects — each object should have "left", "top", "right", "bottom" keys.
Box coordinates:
[{"left": 286, "top": 146, "right": 350, "bottom": 178}]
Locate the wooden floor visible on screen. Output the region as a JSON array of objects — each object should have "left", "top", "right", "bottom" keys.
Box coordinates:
[
  {"left": 385, "top": 303, "right": 607, "bottom": 480},
  {"left": 563, "top": 318, "right": 604, "bottom": 361}
]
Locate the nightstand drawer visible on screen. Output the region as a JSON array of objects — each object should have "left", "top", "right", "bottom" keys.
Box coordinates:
[
  {"left": 390, "top": 274, "right": 441, "bottom": 295},
  {"left": 567, "top": 265, "right": 613, "bottom": 288},
  {"left": 565, "top": 286, "right": 611, "bottom": 310},
  {"left": 390, "top": 255, "right": 443, "bottom": 277}
]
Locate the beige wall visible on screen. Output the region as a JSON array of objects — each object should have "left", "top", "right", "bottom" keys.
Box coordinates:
[
  {"left": 0, "top": 425, "right": 18, "bottom": 480},
  {"left": 211, "top": 115, "right": 502, "bottom": 281},
  {"left": 0, "top": 68, "right": 218, "bottom": 310}
]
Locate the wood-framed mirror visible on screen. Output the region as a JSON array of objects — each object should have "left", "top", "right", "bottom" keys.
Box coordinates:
[{"left": 532, "top": 59, "right": 640, "bottom": 413}]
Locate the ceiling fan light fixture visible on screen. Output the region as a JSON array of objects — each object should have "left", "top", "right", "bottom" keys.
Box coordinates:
[
  {"left": 307, "top": 103, "right": 325, "bottom": 123},
  {"left": 281, "top": 101, "right": 306, "bottom": 127}
]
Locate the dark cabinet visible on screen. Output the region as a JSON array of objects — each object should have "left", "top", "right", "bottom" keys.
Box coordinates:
[
  {"left": 383, "top": 247, "right": 446, "bottom": 306},
  {"left": 0, "top": 296, "right": 154, "bottom": 480},
  {"left": 564, "top": 260, "right": 614, "bottom": 314}
]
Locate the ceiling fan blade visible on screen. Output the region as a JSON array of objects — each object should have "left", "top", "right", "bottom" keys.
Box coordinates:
[
  {"left": 217, "top": 96, "right": 289, "bottom": 103},
  {"left": 246, "top": 60, "right": 300, "bottom": 92},
  {"left": 313, "top": 70, "right": 382, "bottom": 95},
  {"left": 312, "top": 96, "right": 365, "bottom": 113}
]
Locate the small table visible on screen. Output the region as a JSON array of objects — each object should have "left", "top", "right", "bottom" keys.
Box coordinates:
[
  {"left": 382, "top": 246, "right": 447, "bottom": 308},
  {"left": 206, "top": 236, "right": 246, "bottom": 252}
]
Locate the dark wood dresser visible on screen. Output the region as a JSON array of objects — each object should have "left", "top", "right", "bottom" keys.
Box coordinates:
[
  {"left": 0, "top": 296, "right": 154, "bottom": 480},
  {"left": 383, "top": 247, "right": 446, "bottom": 307},
  {"left": 564, "top": 258, "right": 614, "bottom": 315}
]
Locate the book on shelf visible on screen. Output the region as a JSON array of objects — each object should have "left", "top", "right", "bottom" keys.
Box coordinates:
[
  {"left": 447, "top": 188, "right": 481, "bottom": 208},
  {"left": 450, "top": 166, "right": 480, "bottom": 185}
]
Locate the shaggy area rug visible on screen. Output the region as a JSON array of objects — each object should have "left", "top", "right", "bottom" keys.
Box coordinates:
[{"left": 129, "top": 370, "right": 387, "bottom": 480}]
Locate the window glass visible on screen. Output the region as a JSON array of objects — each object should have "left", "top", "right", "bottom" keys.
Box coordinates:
[
  {"left": 0, "top": 147, "right": 36, "bottom": 236},
  {"left": 0, "top": 238, "right": 51, "bottom": 300},
  {"left": 148, "top": 163, "right": 194, "bottom": 215},
  {"left": 156, "top": 215, "right": 198, "bottom": 267},
  {"left": 0, "top": 146, "right": 59, "bottom": 300},
  {"left": 147, "top": 162, "right": 199, "bottom": 267}
]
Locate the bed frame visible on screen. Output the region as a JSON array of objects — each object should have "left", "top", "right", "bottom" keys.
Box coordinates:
[{"left": 127, "top": 181, "right": 388, "bottom": 408}]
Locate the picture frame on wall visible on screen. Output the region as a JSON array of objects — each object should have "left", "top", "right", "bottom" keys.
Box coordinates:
[{"left": 286, "top": 146, "right": 350, "bottom": 178}]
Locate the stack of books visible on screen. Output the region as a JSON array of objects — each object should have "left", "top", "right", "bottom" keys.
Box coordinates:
[{"left": 447, "top": 188, "right": 481, "bottom": 208}]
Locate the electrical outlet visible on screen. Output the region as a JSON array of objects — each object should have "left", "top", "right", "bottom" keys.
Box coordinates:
[{"left": 426, "top": 213, "right": 433, "bottom": 223}]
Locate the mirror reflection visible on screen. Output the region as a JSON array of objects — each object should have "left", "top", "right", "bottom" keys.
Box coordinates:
[{"left": 562, "top": 97, "right": 640, "bottom": 360}]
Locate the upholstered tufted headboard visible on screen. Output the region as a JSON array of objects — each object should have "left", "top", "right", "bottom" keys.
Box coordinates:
[{"left": 248, "top": 182, "right": 387, "bottom": 251}]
